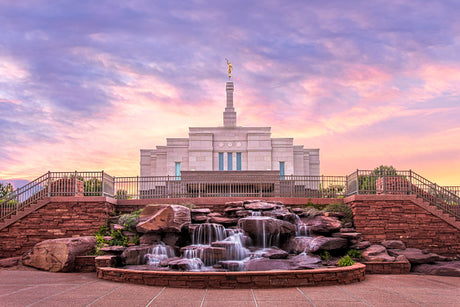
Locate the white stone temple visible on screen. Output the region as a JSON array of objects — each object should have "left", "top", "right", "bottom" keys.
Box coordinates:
[{"left": 140, "top": 80, "right": 319, "bottom": 178}]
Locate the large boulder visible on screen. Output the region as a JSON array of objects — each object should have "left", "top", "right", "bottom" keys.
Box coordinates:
[
  {"left": 136, "top": 204, "right": 191, "bottom": 233},
  {"left": 243, "top": 201, "right": 281, "bottom": 211},
  {"left": 238, "top": 217, "right": 296, "bottom": 247},
  {"left": 302, "top": 216, "right": 342, "bottom": 234},
  {"left": 307, "top": 236, "right": 348, "bottom": 253},
  {"left": 412, "top": 261, "right": 460, "bottom": 277},
  {"left": 22, "top": 236, "right": 96, "bottom": 272},
  {"left": 160, "top": 257, "right": 204, "bottom": 271},
  {"left": 283, "top": 237, "right": 315, "bottom": 254},
  {"left": 362, "top": 245, "right": 395, "bottom": 262},
  {"left": 388, "top": 248, "right": 444, "bottom": 265}
]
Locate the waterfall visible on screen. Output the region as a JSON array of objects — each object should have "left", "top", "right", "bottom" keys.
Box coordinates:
[
  {"left": 192, "top": 223, "right": 227, "bottom": 245},
  {"left": 144, "top": 242, "right": 175, "bottom": 266}
]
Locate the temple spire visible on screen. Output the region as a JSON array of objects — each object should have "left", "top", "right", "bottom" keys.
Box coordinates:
[{"left": 223, "top": 81, "right": 236, "bottom": 127}]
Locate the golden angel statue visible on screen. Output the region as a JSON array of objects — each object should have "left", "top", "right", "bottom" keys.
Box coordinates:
[{"left": 225, "top": 58, "right": 232, "bottom": 79}]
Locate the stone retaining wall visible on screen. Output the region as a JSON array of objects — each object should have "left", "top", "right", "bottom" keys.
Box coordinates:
[
  {"left": 96, "top": 263, "right": 366, "bottom": 288},
  {"left": 363, "top": 261, "right": 411, "bottom": 274},
  {"left": 345, "top": 195, "right": 460, "bottom": 257},
  {"left": 75, "top": 256, "right": 96, "bottom": 272},
  {"left": 0, "top": 197, "right": 115, "bottom": 258}
]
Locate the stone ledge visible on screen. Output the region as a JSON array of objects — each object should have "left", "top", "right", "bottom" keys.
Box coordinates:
[
  {"left": 363, "top": 261, "right": 411, "bottom": 274},
  {"left": 96, "top": 263, "right": 366, "bottom": 288}
]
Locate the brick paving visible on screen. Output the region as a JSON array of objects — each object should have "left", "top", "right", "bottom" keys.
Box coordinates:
[{"left": 1, "top": 269, "right": 459, "bottom": 306}]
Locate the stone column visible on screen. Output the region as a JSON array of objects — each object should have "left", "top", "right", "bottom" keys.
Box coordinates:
[{"left": 223, "top": 81, "right": 236, "bottom": 127}]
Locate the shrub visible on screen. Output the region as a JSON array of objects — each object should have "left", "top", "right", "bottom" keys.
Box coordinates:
[
  {"left": 324, "top": 202, "right": 353, "bottom": 224},
  {"left": 320, "top": 251, "right": 330, "bottom": 261},
  {"left": 347, "top": 249, "right": 362, "bottom": 259},
  {"left": 109, "top": 229, "right": 129, "bottom": 247},
  {"left": 338, "top": 255, "right": 355, "bottom": 267},
  {"left": 118, "top": 209, "right": 143, "bottom": 231}
]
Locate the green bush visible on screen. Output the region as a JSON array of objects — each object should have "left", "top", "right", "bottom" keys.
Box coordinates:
[
  {"left": 338, "top": 255, "right": 355, "bottom": 267},
  {"left": 320, "top": 251, "right": 330, "bottom": 261},
  {"left": 324, "top": 202, "right": 353, "bottom": 224},
  {"left": 347, "top": 249, "right": 362, "bottom": 259},
  {"left": 118, "top": 209, "right": 143, "bottom": 231},
  {"left": 109, "top": 229, "right": 129, "bottom": 247}
]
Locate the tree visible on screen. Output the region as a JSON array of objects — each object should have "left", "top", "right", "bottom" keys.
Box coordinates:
[
  {"left": 0, "top": 182, "right": 14, "bottom": 198},
  {"left": 359, "top": 165, "right": 397, "bottom": 193}
]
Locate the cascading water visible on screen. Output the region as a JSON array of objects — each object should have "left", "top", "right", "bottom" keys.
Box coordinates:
[
  {"left": 144, "top": 243, "right": 175, "bottom": 266},
  {"left": 294, "top": 214, "right": 311, "bottom": 237},
  {"left": 192, "top": 223, "right": 227, "bottom": 245}
]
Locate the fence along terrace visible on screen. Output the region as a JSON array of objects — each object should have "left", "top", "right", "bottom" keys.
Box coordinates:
[{"left": 1, "top": 169, "right": 459, "bottom": 223}]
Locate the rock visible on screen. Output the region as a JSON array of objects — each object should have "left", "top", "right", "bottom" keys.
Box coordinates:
[
  {"left": 283, "top": 237, "right": 315, "bottom": 254},
  {"left": 191, "top": 208, "right": 211, "bottom": 214},
  {"left": 362, "top": 245, "right": 395, "bottom": 262},
  {"left": 350, "top": 241, "right": 371, "bottom": 250},
  {"left": 238, "top": 217, "right": 296, "bottom": 247},
  {"left": 244, "top": 258, "right": 293, "bottom": 271},
  {"left": 412, "top": 261, "right": 460, "bottom": 277},
  {"left": 388, "top": 248, "right": 444, "bottom": 265},
  {"left": 162, "top": 232, "right": 183, "bottom": 247},
  {"left": 260, "top": 247, "right": 289, "bottom": 259},
  {"left": 224, "top": 206, "right": 244, "bottom": 213},
  {"left": 290, "top": 253, "right": 322, "bottom": 269},
  {"left": 303, "top": 216, "right": 342, "bottom": 234},
  {"left": 243, "top": 201, "right": 280, "bottom": 211},
  {"left": 22, "top": 236, "right": 96, "bottom": 272},
  {"left": 291, "top": 207, "right": 305, "bottom": 215},
  {"left": 218, "top": 260, "right": 245, "bottom": 271},
  {"left": 139, "top": 233, "right": 162, "bottom": 245},
  {"left": 136, "top": 204, "right": 191, "bottom": 233},
  {"left": 0, "top": 256, "right": 21, "bottom": 268},
  {"left": 262, "top": 209, "right": 298, "bottom": 224},
  {"left": 396, "top": 255, "right": 409, "bottom": 262},
  {"left": 112, "top": 224, "right": 124, "bottom": 231},
  {"left": 208, "top": 216, "right": 239, "bottom": 226},
  {"left": 332, "top": 232, "right": 362, "bottom": 240},
  {"left": 235, "top": 210, "right": 251, "bottom": 217},
  {"left": 307, "top": 237, "right": 348, "bottom": 253},
  {"left": 191, "top": 215, "right": 208, "bottom": 223},
  {"left": 180, "top": 246, "right": 226, "bottom": 266},
  {"left": 225, "top": 201, "right": 244, "bottom": 207},
  {"left": 381, "top": 240, "right": 406, "bottom": 250},
  {"left": 208, "top": 212, "right": 222, "bottom": 217},
  {"left": 121, "top": 245, "right": 162, "bottom": 265},
  {"left": 324, "top": 212, "right": 346, "bottom": 219},
  {"left": 100, "top": 246, "right": 126, "bottom": 255},
  {"left": 160, "top": 257, "right": 204, "bottom": 271},
  {"left": 340, "top": 228, "right": 356, "bottom": 233},
  {"left": 343, "top": 222, "right": 353, "bottom": 228}
]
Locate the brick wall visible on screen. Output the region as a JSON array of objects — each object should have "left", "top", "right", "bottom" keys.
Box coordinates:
[
  {"left": 0, "top": 197, "right": 115, "bottom": 258},
  {"left": 346, "top": 195, "right": 460, "bottom": 257}
]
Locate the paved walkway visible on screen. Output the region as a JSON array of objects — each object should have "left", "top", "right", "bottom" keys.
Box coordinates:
[{"left": 0, "top": 269, "right": 459, "bottom": 306}]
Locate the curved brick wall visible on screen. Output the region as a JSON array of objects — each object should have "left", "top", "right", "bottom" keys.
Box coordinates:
[{"left": 96, "top": 264, "right": 366, "bottom": 288}]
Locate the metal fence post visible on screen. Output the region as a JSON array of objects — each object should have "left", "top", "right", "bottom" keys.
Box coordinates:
[
  {"left": 74, "top": 170, "right": 78, "bottom": 196},
  {"left": 356, "top": 169, "right": 360, "bottom": 195},
  {"left": 409, "top": 170, "right": 412, "bottom": 195},
  {"left": 101, "top": 170, "right": 105, "bottom": 196},
  {"left": 47, "top": 171, "right": 51, "bottom": 197}
]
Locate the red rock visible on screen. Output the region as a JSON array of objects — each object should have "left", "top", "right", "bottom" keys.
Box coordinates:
[
  {"left": 208, "top": 216, "right": 239, "bottom": 226},
  {"left": 244, "top": 201, "right": 280, "bottom": 211},
  {"left": 139, "top": 233, "right": 161, "bottom": 245},
  {"left": 136, "top": 204, "right": 191, "bottom": 233},
  {"left": 381, "top": 240, "right": 406, "bottom": 250},
  {"left": 362, "top": 245, "right": 395, "bottom": 262},
  {"left": 191, "top": 208, "right": 211, "bottom": 214},
  {"left": 388, "top": 248, "right": 444, "bottom": 265},
  {"left": 307, "top": 237, "right": 348, "bottom": 253},
  {"left": 22, "top": 236, "right": 96, "bottom": 272},
  {"left": 303, "top": 216, "right": 342, "bottom": 234},
  {"left": 0, "top": 256, "right": 21, "bottom": 268},
  {"left": 412, "top": 261, "right": 460, "bottom": 277}
]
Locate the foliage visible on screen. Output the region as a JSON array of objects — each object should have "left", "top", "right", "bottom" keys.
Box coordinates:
[
  {"left": 109, "top": 229, "right": 130, "bottom": 247},
  {"left": 320, "top": 184, "right": 345, "bottom": 198},
  {"left": 132, "top": 233, "right": 140, "bottom": 245},
  {"left": 337, "top": 255, "right": 355, "bottom": 267},
  {"left": 320, "top": 251, "right": 330, "bottom": 262},
  {"left": 359, "top": 165, "right": 397, "bottom": 193},
  {"left": 0, "top": 182, "right": 14, "bottom": 199},
  {"left": 115, "top": 189, "right": 131, "bottom": 199},
  {"left": 323, "top": 202, "right": 353, "bottom": 224},
  {"left": 84, "top": 178, "right": 102, "bottom": 196},
  {"left": 118, "top": 209, "right": 143, "bottom": 231},
  {"left": 90, "top": 234, "right": 107, "bottom": 256},
  {"left": 347, "top": 249, "right": 362, "bottom": 259},
  {"left": 303, "top": 207, "right": 323, "bottom": 218},
  {"left": 95, "top": 224, "right": 111, "bottom": 236}
]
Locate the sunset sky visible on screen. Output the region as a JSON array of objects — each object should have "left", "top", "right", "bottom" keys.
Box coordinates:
[{"left": 1, "top": 0, "right": 459, "bottom": 186}]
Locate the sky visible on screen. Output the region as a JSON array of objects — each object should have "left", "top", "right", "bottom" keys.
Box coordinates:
[{"left": 0, "top": 0, "right": 459, "bottom": 186}]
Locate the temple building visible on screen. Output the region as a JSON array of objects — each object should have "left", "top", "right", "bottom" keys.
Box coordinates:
[{"left": 140, "top": 80, "right": 320, "bottom": 179}]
